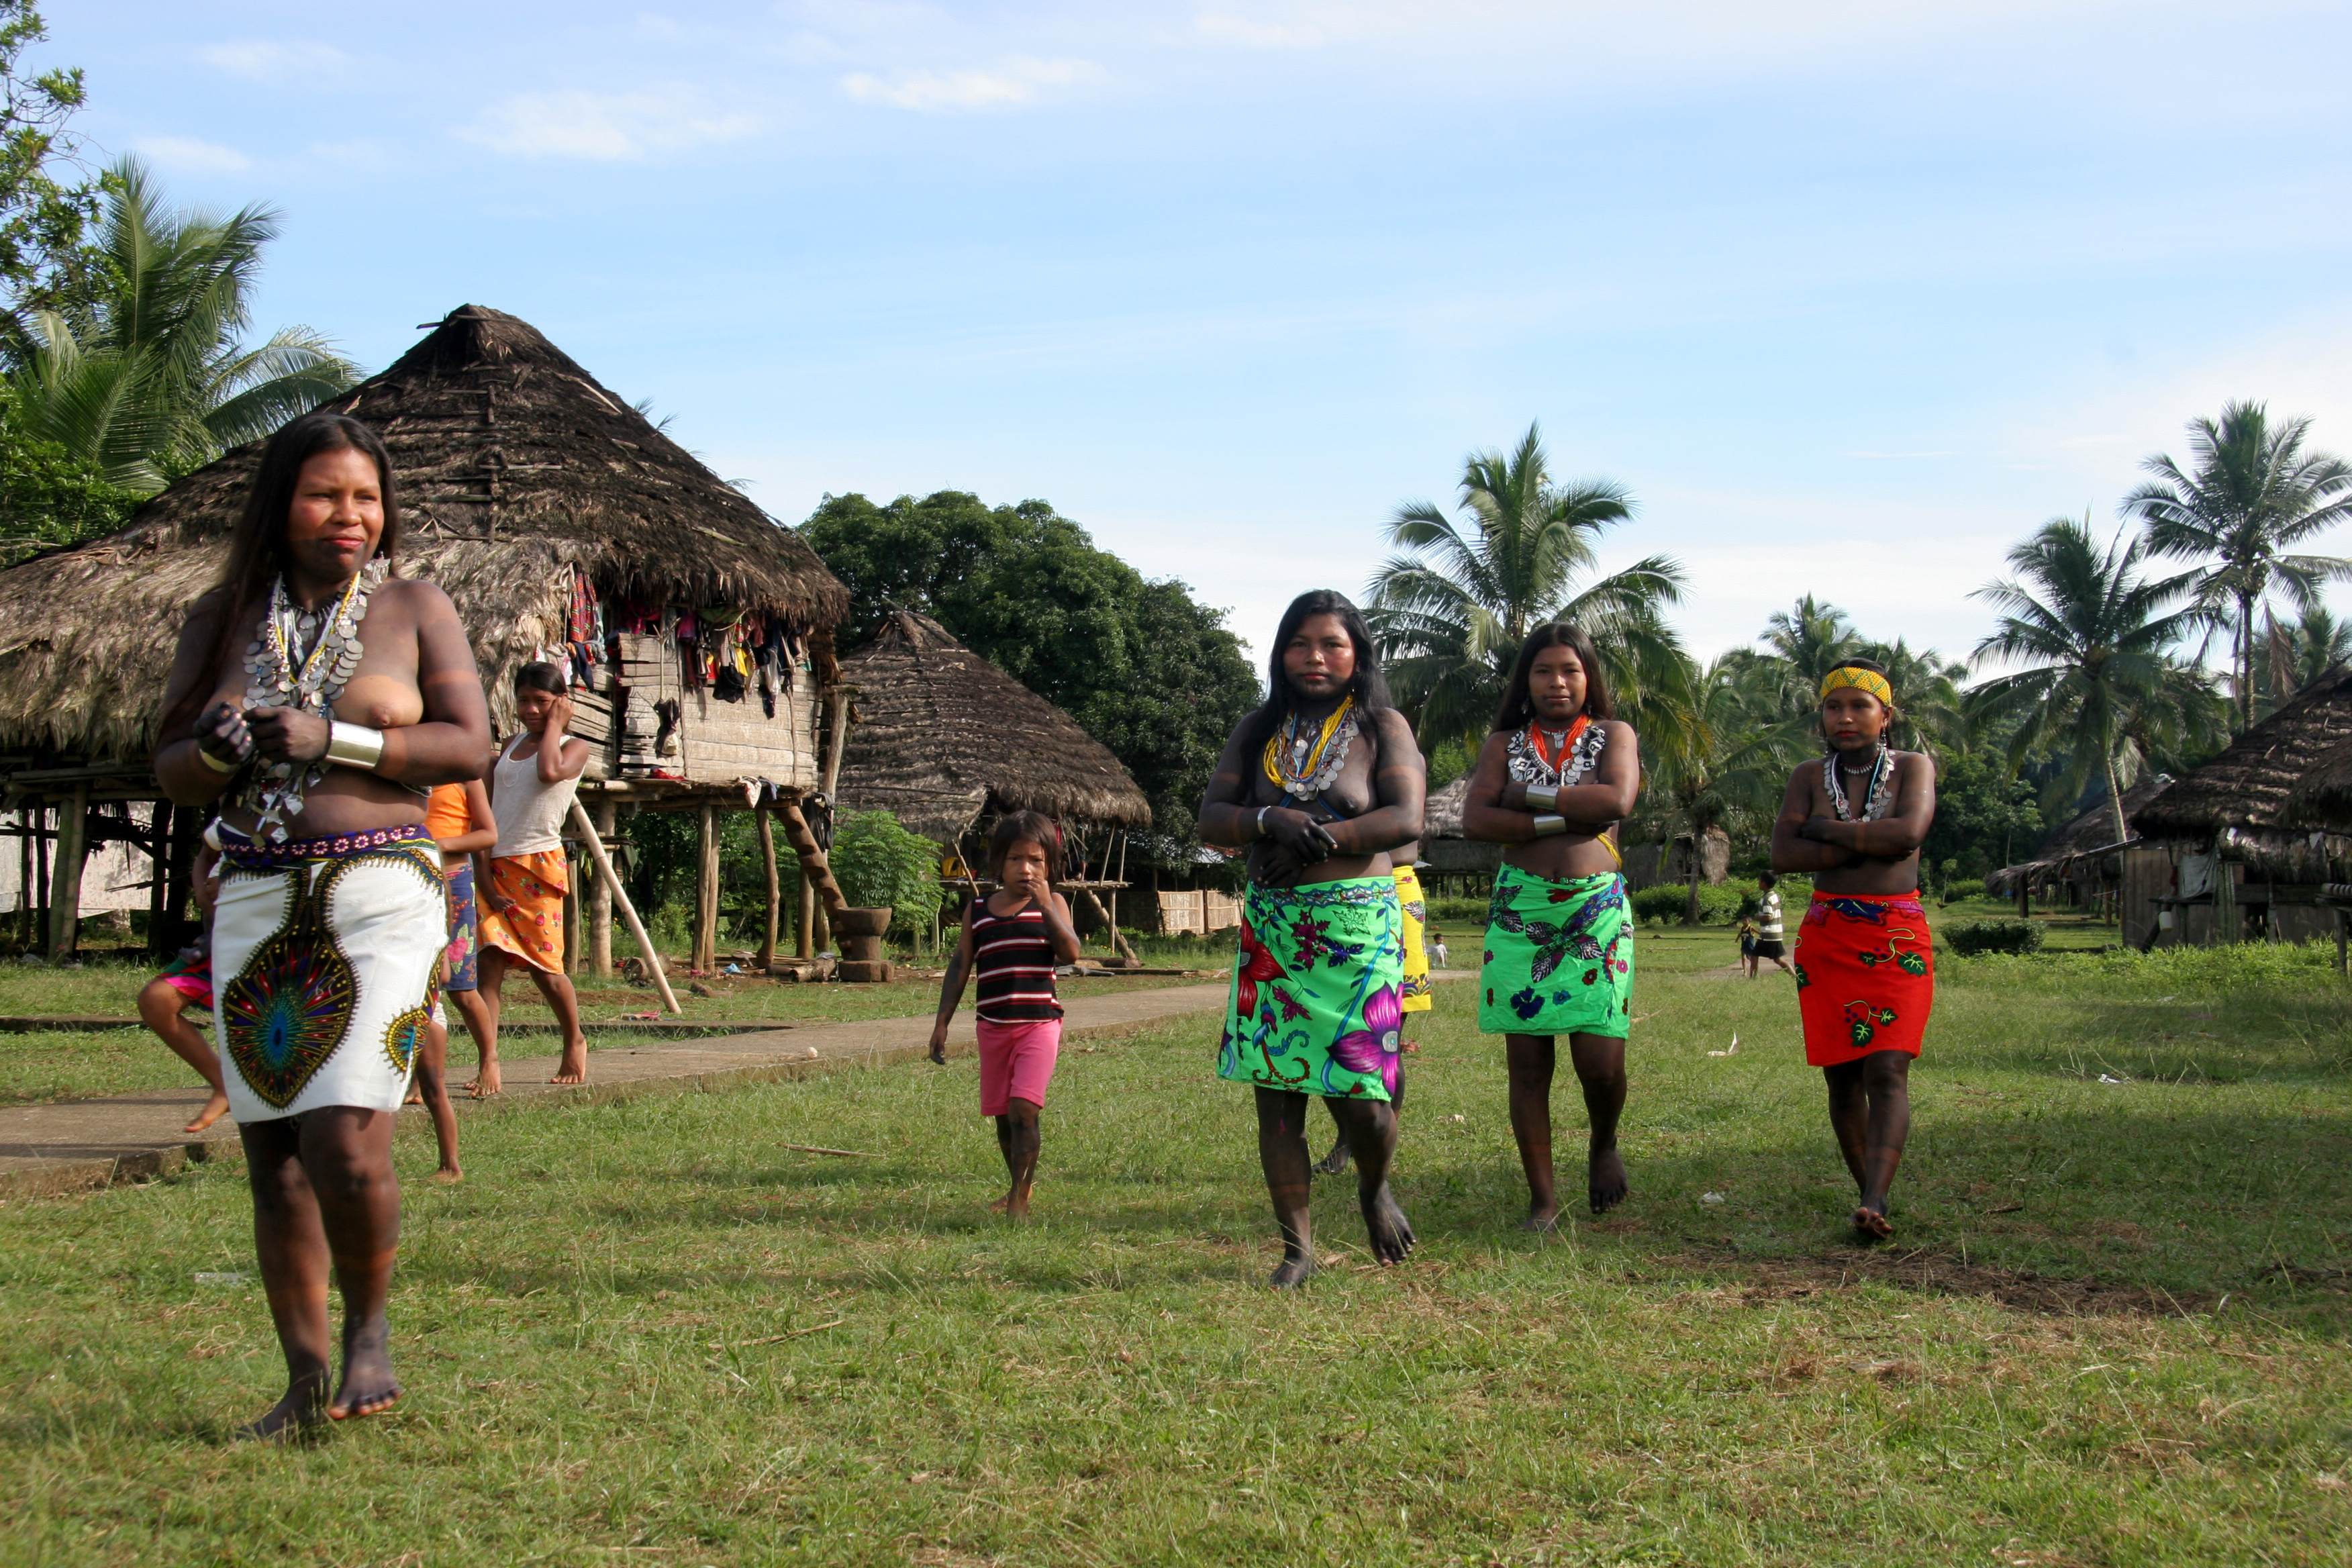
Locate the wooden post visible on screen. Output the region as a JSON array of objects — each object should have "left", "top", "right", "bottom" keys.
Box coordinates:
[
  {"left": 588, "top": 797, "right": 616, "bottom": 977},
  {"left": 822, "top": 687, "right": 848, "bottom": 801},
  {"left": 775, "top": 797, "right": 849, "bottom": 914},
  {"left": 32, "top": 802, "right": 49, "bottom": 954},
  {"left": 561, "top": 846, "right": 583, "bottom": 974},
  {"left": 15, "top": 808, "right": 31, "bottom": 948},
  {"left": 567, "top": 801, "right": 682, "bottom": 1014},
  {"left": 693, "top": 801, "right": 720, "bottom": 971},
  {"left": 797, "top": 873, "right": 816, "bottom": 960},
  {"left": 756, "top": 801, "right": 780, "bottom": 971},
  {"left": 144, "top": 802, "right": 172, "bottom": 957},
  {"left": 1078, "top": 886, "right": 1140, "bottom": 965},
  {"left": 2214, "top": 861, "right": 2238, "bottom": 945},
  {"left": 47, "top": 787, "right": 87, "bottom": 963}
]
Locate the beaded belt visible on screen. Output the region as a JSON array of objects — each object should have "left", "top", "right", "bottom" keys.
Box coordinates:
[{"left": 219, "top": 822, "right": 433, "bottom": 868}]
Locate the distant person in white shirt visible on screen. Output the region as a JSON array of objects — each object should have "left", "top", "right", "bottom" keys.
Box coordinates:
[
  {"left": 1751, "top": 871, "right": 1794, "bottom": 978},
  {"left": 1429, "top": 930, "right": 1449, "bottom": 968}
]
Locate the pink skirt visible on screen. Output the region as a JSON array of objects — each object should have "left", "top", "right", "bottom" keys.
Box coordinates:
[{"left": 976, "top": 1018, "right": 1061, "bottom": 1116}]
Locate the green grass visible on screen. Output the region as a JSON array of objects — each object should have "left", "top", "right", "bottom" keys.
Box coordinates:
[
  {"left": 3, "top": 946, "right": 2349, "bottom": 1564},
  {"left": 0, "top": 958, "right": 1196, "bottom": 1108}
]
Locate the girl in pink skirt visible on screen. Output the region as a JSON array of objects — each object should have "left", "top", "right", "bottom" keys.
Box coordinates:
[{"left": 928, "top": 811, "right": 1081, "bottom": 1217}]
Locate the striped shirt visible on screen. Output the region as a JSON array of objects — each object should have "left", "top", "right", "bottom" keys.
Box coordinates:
[
  {"left": 972, "top": 902, "right": 1063, "bottom": 1023},
  {"left": 1756, "top": 890, "right": 1783, "bottom": 941}
]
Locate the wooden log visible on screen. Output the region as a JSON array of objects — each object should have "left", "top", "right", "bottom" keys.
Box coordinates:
[
  {"left": 774, "top": 798, "right": 848, "bottom": 915},
  {"left": 46, "top": 787, "right": 87, "bottom": 962},
  {"left": 567, "top": 800, "right": 682, "bottom": 1014},
  {"left": 1077, "top": 885, "right": 1140, "bottom": 966},
  {"left": 796, "top": 870, "right": 815, "bottom": 961},
  {"left": 756, "top": 801, "right": 780, "bottom": 971},
  {"left": 693, "top": 802, "right": 720, "bottom": 972},
  {"left": 588, "top": 797, "right": 616, "bottom": 976}
]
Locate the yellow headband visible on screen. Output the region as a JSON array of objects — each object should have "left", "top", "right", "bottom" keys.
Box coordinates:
[{"left": 1820, "top": 667, "right": 1894, "bottom": 707}]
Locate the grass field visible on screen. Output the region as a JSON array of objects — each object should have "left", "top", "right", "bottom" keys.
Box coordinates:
[{"left": 3, "top": 928, "right": 2349, "bottom": 1565}]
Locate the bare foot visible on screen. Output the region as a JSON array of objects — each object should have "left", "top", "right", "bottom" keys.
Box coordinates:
[
  {"left": 403, "top": 1083, "right": 423, "bottom": 1106},
  {"left": 1002, "top": 1189, "right": 1031, "bottom": 1220},
  {"left": 183, "top": 1090, "right": 230, "bottom": 1135},
  {"left": 1362, "top": 1184, "right": 1416, "bottom": 1264},
  {"left": 1312, "top": 1140, "right": 1351, "bottom": 1176},
  {"left": 328, "top": 1326, "right": 401, "bottom": 1422},
  {"left": 1588, "top": 1147, "right": 1629, "bottom": 1214},
  {"left": 548, "top": 1041, "right": 587, "bottom": 1086},
  {"left": 465, "top": 1057, "right": 502, "bottom": 1099},
  {"left": 430, "top": 1165, "right": 463, "bottom": 1185},
  {"left": 1268, "top": 1251, "right": 1316, "bottom": 1289},
  {"left": 1522, "top": 1202, "right": 1561, "bottom": 1234},
  {"left": 236, "top": 1372, "right": 329, "bottom": 1441},
  {"left": 1853, "top": 1204, "right": 1894, "bottom": 1241}
]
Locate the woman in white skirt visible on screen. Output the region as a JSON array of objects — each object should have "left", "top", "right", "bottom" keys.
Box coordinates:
[{"left": 155, "top": 412, "right": 493, "bottom": 1438}]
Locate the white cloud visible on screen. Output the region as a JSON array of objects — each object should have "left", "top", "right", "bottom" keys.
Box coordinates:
[
  {"left": 457, "top": 87, "right": 760, "bottom": 160},
  {"left": 132, "top": 136, "right": 251, "bottom": 173},
  {"left": 197, "top": 40, "right": 352, "bottom": 79},
  {"left": 841, "top": 55, "right": 1100, "bottom": 112}
]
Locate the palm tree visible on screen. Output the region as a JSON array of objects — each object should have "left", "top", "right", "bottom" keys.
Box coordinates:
[
  {"left": 1968, "top": 513, "right": 2208, "bottom": 848},
  {"left": 2123, "top": 401, "right": 2352, "bottom": 730},
  {"left": 1367, "top": 422, "right": 1688, "bottom": 746},
  {"left": 10, "top": 158, "right": 358, "bottom": 492},
  {"left": 1647, "top": 654, "right": 1791, "bottom": 923},
  {"left": 2257, "top": 605, "right": 2352, "bottom": 713}
]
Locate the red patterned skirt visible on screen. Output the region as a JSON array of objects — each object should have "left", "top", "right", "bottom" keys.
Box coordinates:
[{"left": 1794, "top": 891, "right": 1934, "bottom": 1067}]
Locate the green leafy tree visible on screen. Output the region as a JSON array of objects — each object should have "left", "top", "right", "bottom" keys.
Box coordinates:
[
  {"left": 1920, "top": 748, "right": 2045, "bottom": 879},
  {"left": 2124, "top": 401, "right": 2352, "bottom": 730},
  {"left": 826, "top": 810, "right": 946, "bottom": 934},
  {"left": 0, "top": 376, "right": 138, "bottom": 560},
  {"left": 1968, "top": 514, "right": 2209, "bottom": 848},
  {"left": 800, "top": 490, "right": 1259, "bottom": 848},
  {"left": 13, "top": 158, "right": 358, "bottom": 492},
  {"left": 1366, "top": 422, "right": 1689, "bottom": 747},
  {"left": 0, "top": 2, "right": 98, "bottom": 352}
]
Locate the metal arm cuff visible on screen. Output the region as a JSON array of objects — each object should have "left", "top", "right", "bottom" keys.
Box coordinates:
[
  {"left": 1522, "top": 784, "right": 1559, "bottom": 812},
  {"left": 1531, "top": 814, "right": 1569, "bottom": 838},
  {"left": 195, "top": 743, "right": 239, "bottom": 775},
  {"left": 326, "top": 722, "right": 386, "bottom": 771}
]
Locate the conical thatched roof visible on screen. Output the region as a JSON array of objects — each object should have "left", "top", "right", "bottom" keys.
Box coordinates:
[
  {"left": 0, "top": 305, "right": 847, "bottom": 759},
  {"left": 834, "top": 610, "right": 1150, "bottom": 842},
  {"left": 2131, "top": 667, "right": 2352, "bottom": 878}
]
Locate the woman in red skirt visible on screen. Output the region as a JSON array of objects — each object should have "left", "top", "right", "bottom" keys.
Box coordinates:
[{"left": 1771, "top": 658, "right": 1938, "bottom": 1240}]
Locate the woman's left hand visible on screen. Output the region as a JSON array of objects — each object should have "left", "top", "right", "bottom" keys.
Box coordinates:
[{"left": 244, "top": 705, "right": 332, "bottom": 764}]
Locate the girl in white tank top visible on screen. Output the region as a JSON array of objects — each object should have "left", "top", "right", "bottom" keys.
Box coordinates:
[{"left": 477, "top": 664, "right": 595, "bottom": 1085}]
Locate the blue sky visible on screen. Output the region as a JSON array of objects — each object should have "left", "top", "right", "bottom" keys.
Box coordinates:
[{"left": 56, "top": 0, "right": 2352, "bottom": 667}]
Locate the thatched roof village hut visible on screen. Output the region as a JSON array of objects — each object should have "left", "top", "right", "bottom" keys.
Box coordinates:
[
  {"left": 0, "top": 305, "right": 851, "bottom": 967},
  {"left": 834, "top": 610, "right": 1149, "bottom": 843},
  {"left": 2121, "top": 667, "right": 2352, "bottom": 948},
  {"left": 1985, "top": 775, "right": 2170, "bottom": 911},
  {"left": 833, "top": 611, "right": 1153, "bottom": 946}
]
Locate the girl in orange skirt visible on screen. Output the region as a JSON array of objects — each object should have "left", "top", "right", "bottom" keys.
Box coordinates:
[
  {"left": 1770, "top": 658, "right": 1938, "bottom": 1240},
  {"left": 478, "top": 663, "right": 593, "bottom": 1083}
]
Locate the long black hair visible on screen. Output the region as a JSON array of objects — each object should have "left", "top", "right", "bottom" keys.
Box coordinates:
[
  {"left": 1240, "top": 589, "right": 1392, "bottom": 752},
  {"left": 989, "top": 809, "right": 1065, "bottom": 884},
  {"left": 1491, "top": 622, "right": 1614, "bottom": 732},
  {"left": 168, "top": 413, "right": 401, "bottom": 735}
]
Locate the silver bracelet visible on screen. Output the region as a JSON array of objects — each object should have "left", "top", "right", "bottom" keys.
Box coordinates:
[
  {"left": 195, "top": 743, "right": 239, "bottom": 775},
  {"left": 326, "top": 721, "right": 387, "bottom": 771},
  {"left": 1522, "top": 784, "right": 1559, "bottom": 812},
  {"left": 1256, "top": 805, "right": 1271, "bottom": 839},
  {"left": 1531, "top": 814, "right": 1569, "bottom": 838}
]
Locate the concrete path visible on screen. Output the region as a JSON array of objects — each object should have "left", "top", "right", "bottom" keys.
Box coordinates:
[{"left": 0, "top": 982, "right": 1230, "bottom": 1199}]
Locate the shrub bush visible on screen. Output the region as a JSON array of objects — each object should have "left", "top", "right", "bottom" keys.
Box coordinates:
[
  {"left": 1942, "top": 918, "right": 2045, "bottom": 957},
  {"left": 828, "top": 810, "right": 946, "bottom": 936},
  {"left": 1939, "top": 878, "right": 1987, "bottom": 905},
  {"left": 1628, "top": 882, "right": 1752, "bottom": 925}
]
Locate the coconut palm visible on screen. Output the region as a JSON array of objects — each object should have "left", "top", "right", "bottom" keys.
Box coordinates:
[
  {"left": 1968, "top": 513, "right": 2209, "bottom": 848},
  {"left": 10, "top": 158, "right": 358, "bottom": 492},
  {"left": 2123, "top": 401, "right": 2352, "bottom": 730},
  {"left": 1647, "top": 653, "right": 1792, "bottom": 923},
  {"left": 2257, "top": 605, "right": 2352, "bottom": 714},
  {"left": 1367, "top": 422, "right": 1689, "bottom": 746}
]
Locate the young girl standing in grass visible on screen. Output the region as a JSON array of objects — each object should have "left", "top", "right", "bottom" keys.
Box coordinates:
[
  {"left": 928, "top": 811, "right": 1081, "bottom": 1218},
  {"left": 1771, "top": 658, "right": 1937, "bottom": 1240}
]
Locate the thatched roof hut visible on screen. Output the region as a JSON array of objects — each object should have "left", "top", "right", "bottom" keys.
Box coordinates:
[
  {"left": 0, "top": 304, "right": 848, "bottom": 785},
  {"left": 1986, "top": 775, "right": 2170, "bottom": 900},
  {"left": 2130, "top": 667, "right": 2352, "bottom": 881},
  {"left": 833, "top": 610, "right": 1149, "bottom": 843}
]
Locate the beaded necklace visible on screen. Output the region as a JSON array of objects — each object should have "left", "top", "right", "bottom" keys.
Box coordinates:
[
  {"left": 1261, "top": 695, "right": 1358, "bottom": 802},
  {"left": 1506, "top": 713, "right": 1606, "bottom": 787},
  {"left": 1823, "top": 744, "right": 1894, "bottom": 823},
  {"left": 237, "top": 558, "right": 385, "bottom": 842}
]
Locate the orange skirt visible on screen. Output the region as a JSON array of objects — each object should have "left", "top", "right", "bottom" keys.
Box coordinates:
[{"left": 479, "top": 850, "right": 569, "bottom": 974}]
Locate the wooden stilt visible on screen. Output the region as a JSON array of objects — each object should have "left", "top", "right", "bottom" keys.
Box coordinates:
[
  {"left": 144, "top": 803, "right": 173, "bottom": 957},
  {"left": 1077, "top": 886, "right": 1140, "bottom": 966},
  {"left": 694, "top": 802, "right": 720, "bottom": 971},
  {"left": 15, "top": 808, "right": 31, "bottom": 948},
  {"left": 756, "top": 800, "right": 780, "bottom": 971},
  {"left": 775, "top": 798, "right": 848, "bottom": 915},
  {"left": 561, "top": 848, "right": 583, "bottom": 974},
  {"left": 797, "top": 872, "right": 816, "bottom": 960},
  {"left": 47, "top": 787, "right": 88, "bottom": 963},
  {"left": 567, "top": 801, "right": 682, "bottom": 1014},
  {"left": 588, "top": 797, "right": 616, "bottom": 976},
  {"left": 32, "top": 803, "right": 49, "bottom": 953}
]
